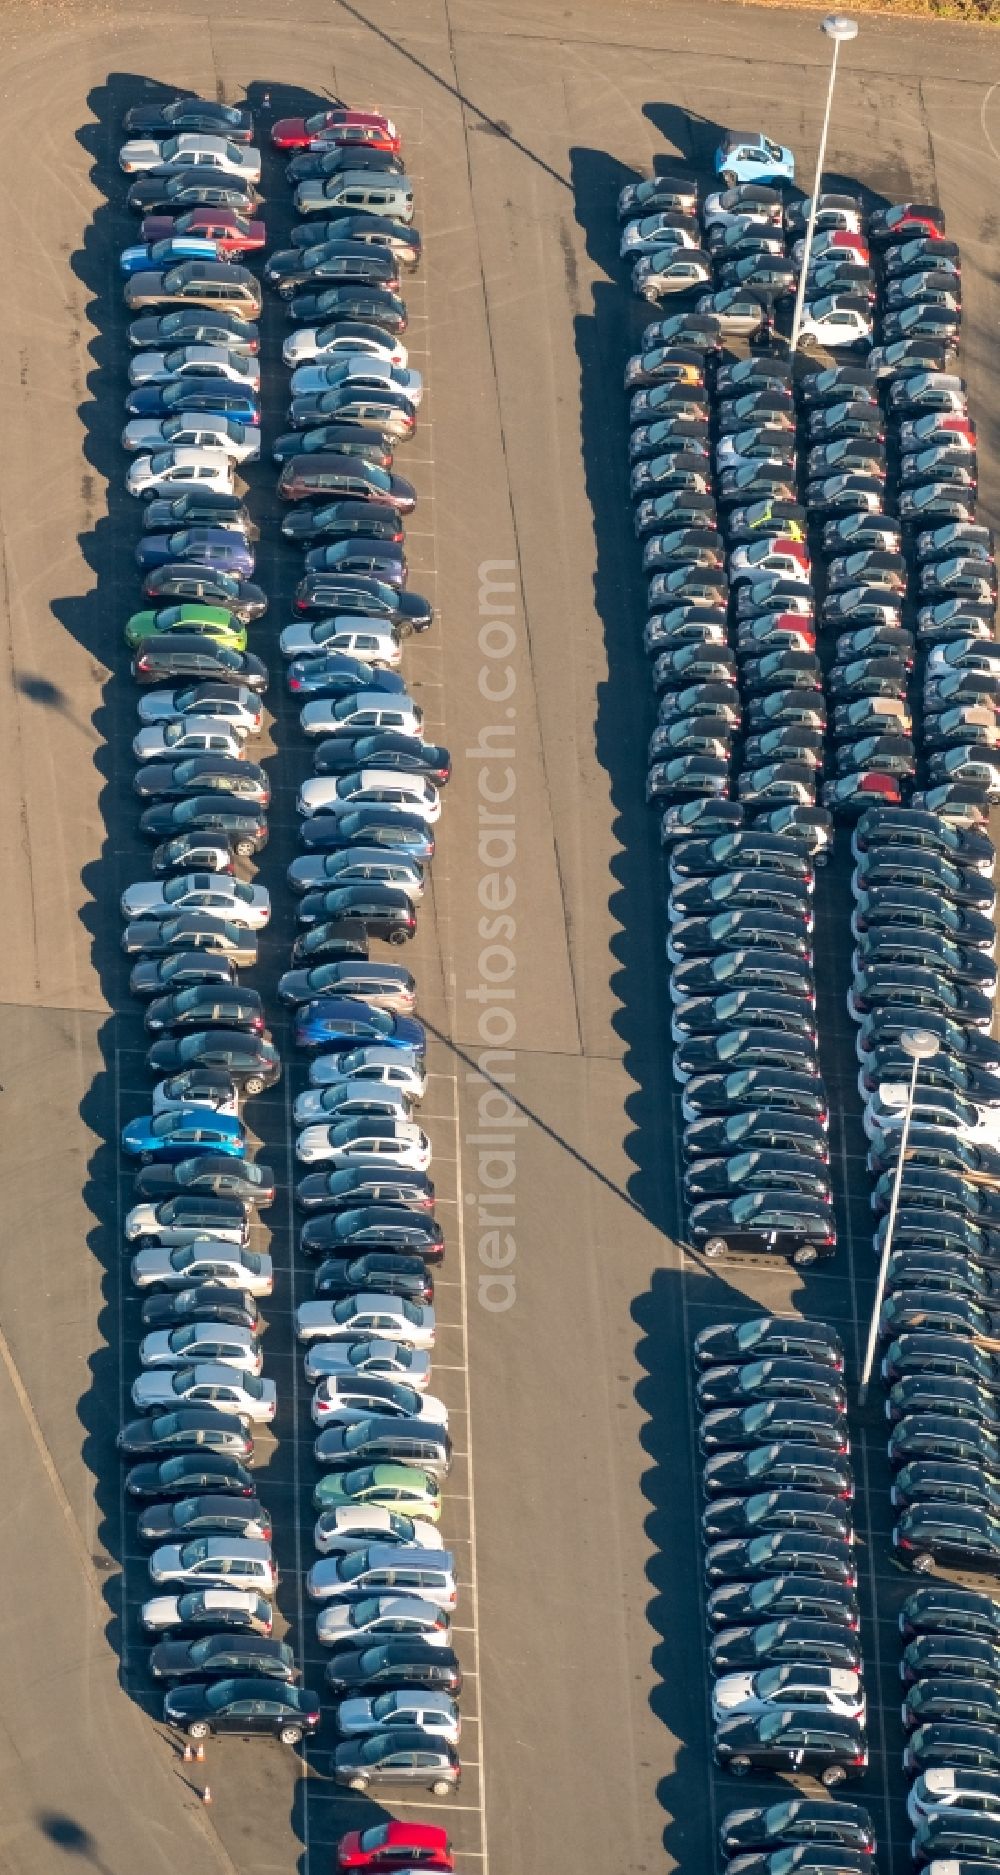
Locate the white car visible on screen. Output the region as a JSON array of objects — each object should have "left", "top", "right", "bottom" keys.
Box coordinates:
[
  {"left": 127, "top": 448, "right": 235, "bottom": 499},
  {"left": 310, "top": 1378, "right": 446, "bottom": 1428},
  {"left": 703, "top": 187, "right": 783, "bottom": 231},
  {"left": 130, "top": 1241, "right": 273, "bottom": 1295},
  {"left": 140, "top": 1587, "right": 270, "bottom": 1633},
  {"left": 138, "top": 684, "right": 263, "bottom": 735},
  {"left": 711, "top": 1666, "right": 865, "bottom": 1726},
  {"left": 150, "top": 1076, "right": 240, "bottom": 1118},
  {"left": 305, "top": 1549, "right": 455, "bottom": 1607},
  {"left": 316, "top": 1596, "right": 448, "bottom": 1649},
  {"left": 119, "top": 133, "right": 262, "bottom": 181},
  {"left": 129, "top": 346, "right": 261, "bottom": 390},
  {"left": 302, "top": 1337, "right": 431, "bottom": 1387},
  {"left": 307, "top": 1045, "right": 426, "bottom": 1101},
  {"left": 864, "top": 1086, "right": 1000, "bottom": 1147},
  {"left": 125, "top": 1203, "right": 246, "bottom": 1245},
  {"left": 295, "top": 1297, "right": 435, "bottom": 1350},
  {"left": 295, "top": 1119, "right": 431, "bottom": 1169},
  {"left": 138, "top": 1322, "right": 262, "bottom": 1374},
  {"left": 133, "top": 716, "right": 247, "bottom": 762},
  {"left": 293, "top": 1082, "right": 413, "bottom": 1127},
  {"left": 907, "top": 1767, "right": 1000, "bottom": 1829},
  {"left": 297, "top": 770, "right": 441, "bottom": 822},
  {"left": 280, "top": 619, "right": 401, "bottom": 666},
  {"left": 288, "top": 358, "right": 422, "bottom": 406},
  {"left": 288, "top": 848, "right": 425, "bottom": 904},
  {"left": 282, "top": 327, "right": 407, "bottom": 369},
  {"left": 797, "top": 296, "right": 874, "bottom": 352},
  {"left": 336, "top": 1690, "right": 460, "bottom": 1744},
  {"left": 620, "top": 215, "right": 700, "bottom": 257},
  {"left": 313, "top": 1505, "right": 443, "bottom": 1556},
  {"left": 122, "top": 414, "right": 259, "bottom": 463},
  {"left": 132, "top": 1363, "right": 277, "bottom": 1421},
  {"left": 120, "top": 875, "right": 270, "bottom": 928},
  {"left": 729, "top": 541, "right": 812, "bottom": 583},
  {"left": 147, "top": 1536, "right": 275, "bottom": 1592},
  {"left": 299, "top": 692, "right": 422, "bottom": 739}
]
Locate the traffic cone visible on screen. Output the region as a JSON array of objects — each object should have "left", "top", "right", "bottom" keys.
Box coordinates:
[
  {"left": 183, "top": 1743, "right": 193, "bottom": 1763},
  {"left": 194, "top": 1742, "right": 205, "bottom": 1763},
  {"left": 202, "top": 1785, "right": 212, "bottom": 1806}
]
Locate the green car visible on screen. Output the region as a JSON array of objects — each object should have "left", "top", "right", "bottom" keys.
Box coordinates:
[
  {"left": 124, "top": 604, "right": 248, "bottom": 651},
  {"left": 311, "top": 1462, "right": 441, "bottom": 1522}
]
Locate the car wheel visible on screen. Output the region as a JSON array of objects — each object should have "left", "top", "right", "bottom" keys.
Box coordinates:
[
  {"left": 792, "top": 1242, "right": 818, "bottom": 1268},
  {"left": 721, "top": 170, "right": 737, "bottom": 187},
  {"left": 187, "top": 1721, "right": 210, "bottom": 1739},
  {"left": 728, "top": 1755, "right": 751, "bottom": 1776},
  {"left": 911, "top": 1551, "right": 936, "bottom": 1574},
  {"left": 140, "top": 1152, "right": 153, "bottom": 1165},
  {"left": 347, "top": 1774, "right": 368, "bottom": 1791},
  {"left": 245, "top": 1075, "right": 264, "bottom": 1096},
  {"left": 703, "top": 1237, "right": 727, "bottom": 1260},
  {"left": 389, "top": 929, "right": 408, "bottom": 945},
  {"left": 236, "top": 839, "right": 255, "bottom": 857},
  {"left": 641, "top": 287, "right": 661, "bottom": 304},
  {"left": 821, "top": 1764, "right": 847, "bottom": 1789},
  {"left": 431, "top": 1778, "right": 451, "bottom": 1796},
  {"left": 279, "top": 1724, "right": 303, "bottom": 1745}
]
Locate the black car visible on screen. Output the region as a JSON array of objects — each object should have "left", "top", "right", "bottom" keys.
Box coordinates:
[
  {"left": 163, "top": 1679, "right": 320, "bottom": 1743},
  {"left": 306, "top": 1252, "right": 433, "bottom": 1304},
  {"left": 905, "top": 1719, "right": 1000, "bottom": 1775},
  {"left": 129, "top": 951, "right": 236, "bottom": 998},
  {"left": 725, "top": 1845, "right": 872, "bottom": 1875},
  {"left": 138, "top": 1494, "right": 270, "bottom": 1545},
  {"left": 132, "top": 637, "right": 268, "bottom": 691},
  {"left": 704, "top": 1531, "right": 856, "bottom": 1588},
  {"left": 912, "top": 1815, "right": 1000, "bottom": 1864},
  {"left": 709, "top": 1618, "right": 862, "bottom": 1676},
  {"left": 684, "top": 1109, "right": 829, "bottom": 1166},
  {"left": 116, "top": 1409, "right": 253, "bottom": 1460},
  {"left": 885, "top": 1339, "right": 1000, "bottom": 1393},
  {"left": 127, "top": 175, "right": 262, "bottom": 215},
  {"left": 905, "top": 1677, "right": 1000, "bottom": 1732},
  {"left": 703, "top": 1490, "right": 852, "bottom": 1544},
  {"left": 146, "top": 1032, "right": 280, "bottom": 1095},
  {"left": 141, "top": 1589, "right": 273, "bottom": 1637},
  {"left": 149, "top": 1634, "right": 297, "bottom": 1682},
  {"left": 699, "top": 1400, "right": 848, "bottom": 1456},
  {"left": 292, "top": 576, "right": 431, "bottom": 632},
  {"left": 140, "top": 1285, "right": 261, "bottom": 1334},
  {"left": 124, "top": 1452, "right": 256, "bottom": 1500},
  {"left": 683, "top": 1152, "right": 831, "bottom": 1205},
  {"left": 719, "top": 1799, "right": 876, "bottom": 1857},
  {"left": 300, "top": 1204, "right": 444, "bottom": 1261},
  {"left": 272, "top": 427, "right": 395, "bottom": 469},
  {"left": 683, "top": 1073, "right": 826, "bottom": 1127},
  {"left": 314, "top": 1417, "right": 452, "bottom": 1477},
  {"left": 142, "top": 568, "right": 266, "bottom": 622},
  {"left": 675, "top": 1029, "right": 820, "bottom": 1082},
  {"left": 286, "top": 656, "right": 408, "bottom": 703},
  {"left": 696, "top": 1359, "right": 845, "bottom": 1412},
  {"left": 673, "top": 992, "right": 818, "bottom": 1044},
  {"left": 714, "top": 1710, "right": 866, "bottom": 1784},
  {"left": 902, "top": 1632, "right": 1000, "bottom": 1684},
  {"left": 888, "top": 1414, "right": 1000, "bottom": 1472},
  {"left": 287, "top": 285, "right": 408, "bottom": 332},
  {"left": 124, "top": 98, "right": 255, "bottom": 139},
  {"left": 671, "top": 951, "right": 815, "bottom": 1006},
  {"left": 874, "top": 1167, "right": 1000, "bottom": 1219},
  {"left": 878, "top": 1290, "right": 998, "bottom": 1345},
  {"left": 668, "top": 910, "right": 812, "bottom": 962},
  {"left": 144, "top": 983, "right": 264, "bottom": 1036},
  {"left": 295, "top": 1166, "right": 434, "bottom": 1214},
  {"left": 707, "top": 1575, "right": 859, "bottom": 1633},
  {"left": 265, "top": 240, "right": 399, "bottom": 297},
  {"left": 130, "top": 319, "right": 260, "bottom": 363},
  {"left": 134, "top": 1155, "right": 275, "bottom": 1206},
  {"left": 695, "top": 1318, "right": 844, "bottom": 1370},
  {"left": 323, "top": 1641, "right": 462, "bottom": 1697},
  {"left": 703, "top": 1441, "right": 854, "bottom": 1501},
  {"left": 313, "top": 737, "right": 449, "bottom": 786},
  {"left": 855, "top": 926, "right": 996, "bottom": 990},
  {"left": 887, "top": 1374, "right": 1000, "bottom": 1427},
  {"left": 296, "top": 884, "right": 417, "bottom": 940},
  {"left": 138, "top": 799, "right": 268, "bottom": 852},
  {"left": 896, "top": 1503, "right": 1000, "bottom": 1576}
]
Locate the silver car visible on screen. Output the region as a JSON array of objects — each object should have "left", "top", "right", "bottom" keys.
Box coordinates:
[
  {"left": 302, "top": 1337, "right": 431, "bottom": 1387},
  {"left": 305, "top": 1544, "right": 455, "bottom": 1606},
  {"left": 307, "top": 1045, "right": 425, "bottom": 1100},
  {"left": 293, "top": 1082, "right": 413, "bottom": 1127},
  {"left": 295, "top": 1298, "right": 434, "bottom": 1349},
  {"left": 147, "top": 1535, "right": 275, "bottom": 1591},
  {"left": 335, "top": 1689, "right": 460, "bottom": 1745},
  {"left": 316, "top": 1593, "right": 449, "bottom": 1647},
  {"left": 286, "top": 848, "right": 425, "bottom": 902},
  {"left": 313, "top": 1505, "right": 443, "bottom": 1555},
  {"left": 138, "top": 1322, "right": 262, "bottom": 1373}
]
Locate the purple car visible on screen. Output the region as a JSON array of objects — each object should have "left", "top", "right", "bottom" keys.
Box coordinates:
[{"left": 135, "top": 528, "right": 257, "bottom": 576}]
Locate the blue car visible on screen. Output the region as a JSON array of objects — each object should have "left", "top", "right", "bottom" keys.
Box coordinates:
[
  {"left": 121, "top": 1107, "right": 247, "bottom": 1161},
  {"left": 715, "top": 131, "right": 795, "bottom": 189},
  {"left": 119, "top": 236, "right": 222, "bottom": 276},
  {"left": 135, "top": 528, "right": 257, "bottom": 576},
  {"left": 293, "top": 998, "right": 425, "bottom": 1057},
  {"left": 126, "top": 382, "right": 260, "bottom": 427},
  {"left": 286, "top": 655, "right": 407, "bottom": 701}
]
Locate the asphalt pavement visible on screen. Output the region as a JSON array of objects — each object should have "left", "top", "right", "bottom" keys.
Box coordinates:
[{"left": 0, "top": 1, "right": 999, "bottom": 1872}]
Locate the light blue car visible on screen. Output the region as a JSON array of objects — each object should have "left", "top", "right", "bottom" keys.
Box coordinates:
[
  {"left": 120, "top": 236, "right": 222, "bottom": 277},
  {"left": 121, "top": 1106, "right": 247, "bottom": 1161},
  {"left": 714, "top": 132, "right": 795, "bottom": 190}
]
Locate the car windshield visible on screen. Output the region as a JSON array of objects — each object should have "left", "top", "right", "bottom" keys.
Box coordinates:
[
  {"left": 758, "top": 1709, "right": 794, "bottom": 1741},
  {"left": 757, "top": 1667, "right": 792, "bottom": 1698},
  {"left": 735, "top": 1320, "right": 765, "bottom": 1351},
  {"left": 732, "top": 1194, "right": 769, "bottom": 1224},
  {"left": 337, "top": 1551, "right": 372, "bottom": 1582},
  {"left": 746, "top": 1444, "right": 781, "bottom": 1477}
]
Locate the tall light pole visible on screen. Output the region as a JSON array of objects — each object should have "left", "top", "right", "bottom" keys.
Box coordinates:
[
  {"left": 858, "top": 1028, "right": 940, "bottom": 1405},
  {"left": 788, "top": 12, "right": 859, "bottom": 355}
]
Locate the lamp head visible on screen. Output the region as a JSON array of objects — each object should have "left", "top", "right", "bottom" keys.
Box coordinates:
[
  {"left": 900, "top": 1028, "right": 940, "bottom": 1062},
  {"left": 823, "top": 12, "right": 859, "bottom": 38}
]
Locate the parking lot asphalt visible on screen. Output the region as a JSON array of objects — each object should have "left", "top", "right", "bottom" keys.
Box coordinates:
[{"left": 0, "top": 0, "right": 999, "bottom": 1871}]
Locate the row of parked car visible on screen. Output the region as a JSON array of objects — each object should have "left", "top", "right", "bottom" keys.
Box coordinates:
[
  {"left": 693, "top": 1317, "right": 868, "bottom": 1786},
  {"left": 110, "top": 94, "right": 330, "bottom": 1748},
  {"left": 264, "top": 107, "right": 472, "bottom": 1811},
  {"left": 620, "top": 158, "right": 843, "bottom": 1267}
]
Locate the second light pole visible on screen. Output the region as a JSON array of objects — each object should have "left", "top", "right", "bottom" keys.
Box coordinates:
[
  {"left": 857, "top": 1027, "right": 940, "bottom": 1406},
  {"left": 788, "top": 12, "right": 859, "bottom": 354}
]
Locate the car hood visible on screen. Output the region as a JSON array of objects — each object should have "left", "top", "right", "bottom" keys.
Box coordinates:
[
  {"left": 162, "top": 1683, "right": 209, "bottom": 1716},
  {"left": 713, "top": 1672, "right": 756, "bottom": 1708}
]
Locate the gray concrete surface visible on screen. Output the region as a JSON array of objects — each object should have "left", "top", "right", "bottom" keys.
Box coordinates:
[{"left": 0, "top": 1, "right": 998, "bottom": 1872}]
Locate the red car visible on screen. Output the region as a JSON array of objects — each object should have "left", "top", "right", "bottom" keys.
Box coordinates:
[
  {"left": 870, "top": 202, "right": 946, "bottom": 246},
  {"left": 141, "top": 207, "right": 266, "bottom": 255},
  {"left": 271, "top": 109, "right": 399, "bottom": 154},
  {"left": 336, "top": 1822, "right": 453, "bottom": 1870}
]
